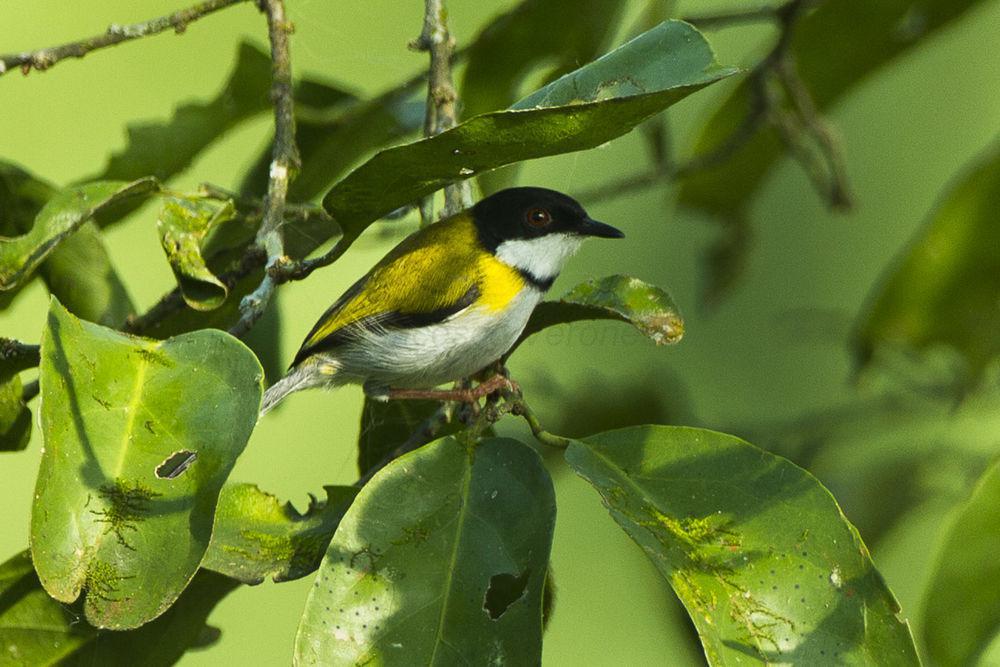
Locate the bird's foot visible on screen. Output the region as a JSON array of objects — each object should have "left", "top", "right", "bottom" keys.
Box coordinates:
[{"left": 386, "top": 373, "right": 519, "bottom": 403}]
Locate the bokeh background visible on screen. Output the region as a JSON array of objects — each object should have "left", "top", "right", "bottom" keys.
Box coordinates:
[{"left": 2, "top": 0, "right": 998, "bottom": 664}]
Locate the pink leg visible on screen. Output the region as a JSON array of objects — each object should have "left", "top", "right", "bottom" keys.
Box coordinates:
[{"left": 387, "top": 374, "right": 519, "bottom": 402}]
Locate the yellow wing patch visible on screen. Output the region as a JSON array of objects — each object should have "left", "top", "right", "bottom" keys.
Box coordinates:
[{"left": 300, "top": 214, "right": 524, "bottom": 353}]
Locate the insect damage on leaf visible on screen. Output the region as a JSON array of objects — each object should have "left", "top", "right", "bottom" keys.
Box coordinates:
[
  {"left": 484, "top": 570, "right": 531, "bottom": 620},
  {"left": 91, "top": 479, "right": 162, "bottom": 550}
]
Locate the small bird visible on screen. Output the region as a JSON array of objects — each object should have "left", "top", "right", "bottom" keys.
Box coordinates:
[{"left": 260, "top": 187, "right": 623, "bottom": 415}]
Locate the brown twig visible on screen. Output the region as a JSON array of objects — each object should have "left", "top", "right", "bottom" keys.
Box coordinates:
[
  {"left": 0, "top": 0, "right": 249, "bottom": 77},
  {"left": 228, "top": 0, "right": 300, "bottom": 339},
  {"left": 412, "top": 0, "right": 472, "bottom": 223}
]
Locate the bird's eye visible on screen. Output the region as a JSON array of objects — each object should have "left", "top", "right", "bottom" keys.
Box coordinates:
[{"left": 526, "top": 208, "right": 552, "bottom": 227}]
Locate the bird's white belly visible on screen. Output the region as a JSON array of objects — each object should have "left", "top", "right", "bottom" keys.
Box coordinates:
[{"left": 329, "top": 288, "right": 543, "bottom": 390}]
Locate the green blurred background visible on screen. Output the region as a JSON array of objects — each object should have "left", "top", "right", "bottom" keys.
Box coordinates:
[{"left": 2, "top": 0, "right": 999, "bottom": 664}]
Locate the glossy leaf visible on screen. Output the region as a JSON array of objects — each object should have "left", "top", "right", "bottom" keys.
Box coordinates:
[
  {"left": 678, "top": 0, "right": 990, "bottom": 239},
  {"left": 0, "top": 178, "right": 158, "bottom": 291},
  {"left": 319, "top": 21, "right": 737, "bottom": 242},
  {"left": 157, "top": 195, "right": 236, "bottom": 311},
  {"left": 32, "top": 299, "right": 262, "bottom": 629},
  {"left": 295, "top": 437, "right": 555, "bottom": 665},
  {"left": 922, "top": 460, "right": 1000, "bottom": 666},
  {"left": 0, "top": 162, "right": 135, "bottom": 324},
  {"left": 460, "top": 0, "right": 625, "bottom": 192},
  {"left": 204, "top": 483, "right": 358, "bottom": 585},
  {"left": 0, "top": 373, "right": 30, "bottom": 452},
  {"left": 0, "top": 550, "right": 238, "bottom": 666},
  {"left": 856, "top": 145, "right": 1000, "bottom": 381},
  {"left": 566, "top": 425, "right": 919, "bottom": 664},
  {"left": 94, "top": 42, "right": 272, "bottom": 182},
  {"left": 240, "top": 80, "right": 418, "bottom": 202},
  {"left": 516, "top": 274, "right": 684, "bottom": 352}
]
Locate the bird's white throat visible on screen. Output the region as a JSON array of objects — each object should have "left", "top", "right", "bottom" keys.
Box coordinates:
[{"left": 494, "top": 233, "right": 584, "bottom": 283}]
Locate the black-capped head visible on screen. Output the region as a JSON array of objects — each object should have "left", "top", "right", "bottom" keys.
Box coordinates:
[{"left": 471, "top": 187, "right": 624, "bottom": 251}]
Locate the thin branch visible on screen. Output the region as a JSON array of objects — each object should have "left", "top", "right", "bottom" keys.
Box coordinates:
[
  {"left": 0, "top": 339, "right": 40, "bottom": 374},
  {"left": 0, "top": 0, "right": 249, "bottom": 77},
  {"left": 229, "top": 0, "right": 300, "bottom": 339},
  {"left": 412, "top": 0, "right": 472, "bottom": 222}
]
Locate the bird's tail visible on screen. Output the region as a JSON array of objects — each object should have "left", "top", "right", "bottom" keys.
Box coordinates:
[{"left": 260, "top": 364, "right": 328, "bottom": 416}]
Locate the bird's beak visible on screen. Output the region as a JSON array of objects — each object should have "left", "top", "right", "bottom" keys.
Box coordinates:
[{"left": 579, "top": 217, "right": 625, "bottom": 239}]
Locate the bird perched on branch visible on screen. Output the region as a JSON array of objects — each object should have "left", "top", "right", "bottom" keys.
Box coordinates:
[{"left": 260, "top": 187, "right": 623, "bottom": 415}]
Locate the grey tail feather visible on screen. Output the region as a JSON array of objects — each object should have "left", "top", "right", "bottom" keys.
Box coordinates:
[{"left": 260, "top": 366, "right": 318, "bottom": 416}]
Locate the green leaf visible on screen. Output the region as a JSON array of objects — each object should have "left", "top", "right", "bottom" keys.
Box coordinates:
[
  {"left": 565, "top": 425, "right": 919, "bottom": 664},
  {"left": 32, "top": 298, "right": 262, "bottom": 629},
  {"left": 856, "top": 144, "right": 1000, "bottom": 382},
  {"left": 677, "top": 0, "right": 990, "bottom": 282},
  {"left": 0, "top": 162, "right": 135, "bottom": 324},
  {"left": 94, "top": 42, "right": 273, "bottom": 182},
  {"left": 240, "top": 80, "right": 418, "bottom": 202},
  {"left": 0, "top": 372, "right": 31, "bottom": 452},
  {"left": 157, "top": 195, "right": 237, "bottom": 311},
  {"left": 0, "top": 550, "right": 238, "bottom": 666},
  {"left": 516, "top": 274, "right": 684, "bottom": 353},
  {"left": 460, "top": 0, "right": 626, "bottom": 192},
  {"left": 318, "top": 21, "right": 736, "bottom": 243},
  {"left": 922, "top": 459, "right": 1000, "bottom": 666},
  {"left": 357, "top": 399, "right": 442, "bottom": 477},
  {"left": 295, "top": 436, "right": 555, "bottom": 665},
  {"left": 0, "top": 178, "right": 159, "bottom": 292},
  {"left": 204, "top": 483, "right": 358, "bottom": 585}
]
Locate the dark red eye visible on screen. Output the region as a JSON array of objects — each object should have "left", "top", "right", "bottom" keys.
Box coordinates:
[{"left": 526, "top": 208, "right": 552, "bottom": 227}]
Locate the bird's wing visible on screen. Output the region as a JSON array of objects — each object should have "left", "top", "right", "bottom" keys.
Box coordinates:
[{"left": 291, "top": 215, "right": 486, "bottom": 367}]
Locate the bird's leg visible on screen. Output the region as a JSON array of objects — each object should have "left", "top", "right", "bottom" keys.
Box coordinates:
[{"left": 386, "top": 373, "right": 518, "bottom": 402}]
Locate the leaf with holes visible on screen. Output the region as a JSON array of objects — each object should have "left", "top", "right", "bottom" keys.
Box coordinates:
[
  {"left": 31, "top": 298, "right": 262, "bottom": 629},
  {"left": 294, "top": 437, "right": 555, "bottom": 665},
  {"left": 204, "top": 483, "right": 358, "bottom": 585},
  {"left": 922, "top": 459, "right": 1000, "bottom": 666},
  {"left": 566, "top": 426, "right": 919, "bottom": 664},
  {"left": 0, "top": 550, "right": 238, "bottom": 666},
  {"left": 318, "top": 20, "right": 736, "bottom": 242},
  {"left": 157, "top": 195, "right": 237, "bottom": 311},
  {"left": 514, "top": 274, "right": 683, "bottom": 354},
  {"left": 856, "top": 144, "right": 1000, "bottom": 383},
  {"left": 0, "top": 178, "right": 158, "bottom": 292}
]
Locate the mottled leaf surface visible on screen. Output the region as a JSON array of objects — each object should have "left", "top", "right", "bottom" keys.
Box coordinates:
[
  {"left": 319, "top": 21, "right": 736, "bottom": 242},
  {"left": 204, "top": 483, "right": 358, "bottom": 585},
  {"left": 0, "top": 178, "right": 158, "bottom": 291},
  {"left": 922, "top": 460, "right": 1000, "bottom": 667},
  {"left": 566, "top": 426, "right": 919, "bottom": 665},
  {"left": 157, "top": 195, "right": 236, "bottom": 311},
  {"left": 32, "top": 299, "right": 262, "bottom": 629},
  {"left": 516, "top": 274, "right": 683, "bottom": 353},
  {"left": 0, "top": 551, "right": 238, "bottom": 667},
  {"left": 857, "top": 145, "right": 1000, "bottom": 381},
  {"left": 295, "top": 437, "right": 555, "bottom": 666}
]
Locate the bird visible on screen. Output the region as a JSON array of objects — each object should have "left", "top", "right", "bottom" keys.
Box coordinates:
[{"left": 259, "top": 186, "right": 624, "bottom": 415}]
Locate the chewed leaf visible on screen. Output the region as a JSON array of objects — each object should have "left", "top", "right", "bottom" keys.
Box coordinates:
[
  {"left": 566, "top": 426, "right": 920, "bottom": 664},
  {"left": 204, "top": 483, "right": 358, "bottom": 585},
  {"left": 157, "top": 196, "right": 236, "bottom": 311},
  {"left": 516, "top": 275, "right": 683, "bottom": 351},
  {"left": 0, "top": 178, "right": 159, "bottom": 291},
  {"left": 32, "top": 298, "right": 262, "bottom": 629},
  {"left": 320, "top": 20, "right": 737, "bottom": 238}
]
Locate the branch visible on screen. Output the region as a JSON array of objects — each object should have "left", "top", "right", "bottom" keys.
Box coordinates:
[
  {"left": 0, "top": 339, "right": 40, "bottom": 375},
  {"left": 0, "top": 0, "right": 249, "bottom": 77},
  {"left": 412, "top": 0, "right": 472, "bottom": 223},
  {"left": 228, "top": 0, "right": 300, "bottom": 339}
]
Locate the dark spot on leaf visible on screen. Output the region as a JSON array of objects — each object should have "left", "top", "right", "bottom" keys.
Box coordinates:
[
  {"left": 155, "top": 450, "right": 197, "bottom": 479},
  {"left": 144, "top": 420, "right": 156, "bottom": 435},
  {"left": 484, "top": 570, "right": 530, "bottom": 620}
]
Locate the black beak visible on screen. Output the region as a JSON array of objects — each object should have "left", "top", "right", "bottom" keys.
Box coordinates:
[{"left": 579, "top": 217, "right": 625, "bottom": 239}]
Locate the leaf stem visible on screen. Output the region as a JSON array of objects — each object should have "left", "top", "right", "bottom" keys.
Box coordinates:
[
  {"left": 0, "top": 338, "right": 40, "bottom": 375},
  {"left": 229, "top": 0, "right": 300, "bottom": 339},
  {"left": 0, "top": 0, "right": 249, "bottom": 77}
]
